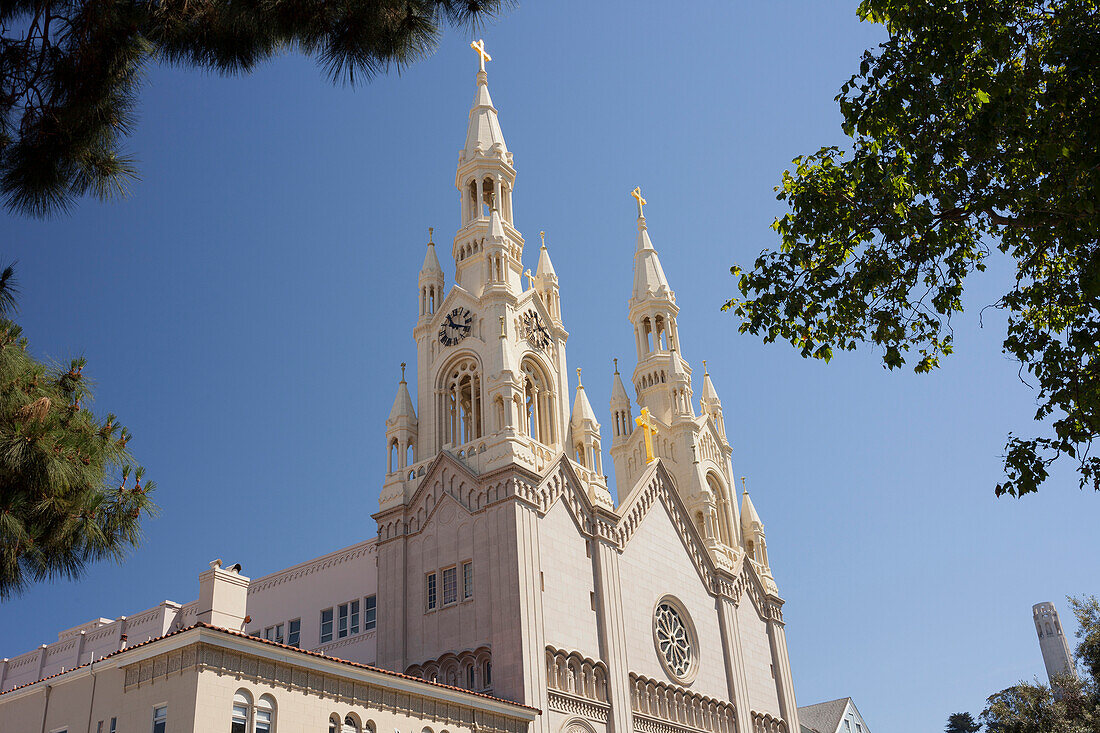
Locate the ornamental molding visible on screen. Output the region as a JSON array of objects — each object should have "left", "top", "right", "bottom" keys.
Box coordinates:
[
  {"left": 750, "top": 711, "right": 788, "bottom": 733},
  {"left": 124, "top": 642, "right": 524, "bottom": 733},
  {"left": 547, "top": 692, "right": 610, "bottom": 723},
  {"left": 249, "top": 540, "right": 377, "bottom": 594},
  {"left": 629, "top": 672, "right": 737, "bottom": 733}
]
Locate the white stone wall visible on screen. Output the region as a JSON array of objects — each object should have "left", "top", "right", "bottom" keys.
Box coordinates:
[
  {"left": 538, "top": 501, "right": 600, "bottom": 659},
  {"left": 244, "top": 538, "right": 378, "bottom": 662},
  {"left": 735, "top": 597, "right": 781, "bottom": 716},
  {"left": 618, "top": 502, "right": 729, "bottom": 701}
]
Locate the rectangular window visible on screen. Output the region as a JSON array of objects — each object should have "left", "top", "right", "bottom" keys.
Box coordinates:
[
  {"left": 110, "top": 719, "right": 117, "bottom": 733},
  {"left": 442, "top": 566, "right": 458, "bottom": 605},
  {"left": 152, "top": 705, "right": 167, "bottom": 733},
  {"left": 264, "top": 625, "right": 274, "bottom": 641},
  {"left": 463, "top": 561, "right": 473, "bottom": 599},
  {"left": 288, "top": 618, "right": 301, "bottom": 647},
  {"left": 350, "top": 598, "right": 360, "bottom": 635},
  {"left": 97, "top": 724, "right": 103, "bottom": 733},
  {"left": 364, "top": 595, "right": 377, "bottom": 630},
  {"left": 426, "top": 572, "right": 437, "bottom": 610},
  {"left": 274, "top": 623, "right": 284, "bottom": 644},
  {"left": 255, "top": 709, "right": 272, "bottom": 733},
  {"left": 231, "top": 704, "right": 248, "bottom": 733},
  {"left": 338, "top": 603, "right": 349, "bottom": 638},
  {"left": 320, "top": 607, "right": 334, "bottom": 643}
]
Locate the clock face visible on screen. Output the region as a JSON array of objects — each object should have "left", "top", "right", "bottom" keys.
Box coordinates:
[
  {"left": 521, "top": 310, "right": 552, "bottom": 350},
  {"left": 439, "top": 307, "right": 474, "bottom": 346}
]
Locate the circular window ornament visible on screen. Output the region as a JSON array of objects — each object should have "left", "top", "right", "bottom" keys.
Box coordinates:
[{"left": 652, "top": 596, "right": 698, "bottom": 683}]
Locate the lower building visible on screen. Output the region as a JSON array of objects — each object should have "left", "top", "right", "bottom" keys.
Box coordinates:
[{"left": 797, "top": 698, "right": 870, "bottom": 733}]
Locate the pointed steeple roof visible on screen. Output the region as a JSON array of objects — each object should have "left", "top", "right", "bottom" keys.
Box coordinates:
[
  {"left": 387, "top": 365, "right": 417, "bottom": 424},
  {"left": 536, "top": 233, "right": 556, "bottom": 279},
  {"left": 420, "top": 228, "right": 443, "bottom": 277},
  {"left": 571, "top": 369, "right": 598, "bottom": 427},
  {"left": 463, "top": 58, "right": 508, "bottom": 158},
  {"left": 669, "top": 348, "right": 689, "bottom": 380},
  {"left": 741, "top": 482, "right": 763, "bottom": 532},
  {"left": 610, "top": 360, "right": 631, "bottom": 406},
  {"left": 631, "top": 204, "right": 672, "bottom": 302},
  {"left": 487, "top": 207, "right": 506, "bottom": 240},
  {"left": 700, "top": 361, "right": 721, "bottom": 404}
]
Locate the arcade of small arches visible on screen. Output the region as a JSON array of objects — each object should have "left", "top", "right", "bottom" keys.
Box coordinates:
[
  {"left": 635, "top": 314, "right": 679, "bottom": 356},
  {"left": 421, "top": 283, "right": 442, "bottom": 317},
  {"left": 627, "top": 673, "right": 738, "bottom": 733},
  {"left": 572, "top": 435, "right": 602, "bottom": 475},
  {"left": 388, "top": 436, "right": 416, "bottom": 475},
  {"left": 327, "top": 713, "right": 377, "bottom": 733},
  {"left": 231, "top": 688, "right": 276, "bottom": 733},
  {"left": 611, "top": 407, "right": 634, "bottom": 439},
  {"left": 636, "top": 370, "right": 666, "bottom": 393},
  {"left": 462, "top": 175, "right": 514, "bottom": 225},
  {"left": 405, "top": 647, "right": 493, "bottom": 693},
  {"left": 545, "top": 647, "right": 608, "bottom": 702}
]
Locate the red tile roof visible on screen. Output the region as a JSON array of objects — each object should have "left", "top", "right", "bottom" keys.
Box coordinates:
[{"left": 1, "top": 622, "right": 539, "bottom": 714}]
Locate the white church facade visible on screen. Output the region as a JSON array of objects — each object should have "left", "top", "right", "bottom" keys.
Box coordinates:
[{"left": 0, "top": 44, "right": 800, "bottom": 733}]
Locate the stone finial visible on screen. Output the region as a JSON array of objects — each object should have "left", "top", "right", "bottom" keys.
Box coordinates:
[
  {"left": 613, "top": 357, "right": 619, "bottom": 374},
  {"left": 400, "top": 362, "right": 407, "bottom": 382}
]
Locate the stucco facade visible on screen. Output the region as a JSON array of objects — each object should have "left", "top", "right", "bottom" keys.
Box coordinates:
[{"left": 1, "top": 43, "right": 801, "bottom": 733}]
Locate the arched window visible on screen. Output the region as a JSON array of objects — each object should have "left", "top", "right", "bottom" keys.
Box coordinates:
[
  {"left": 521, "top": 358, "right": 556, "bottom": 445},
  {"left": 330, "top": 714, "right": 341, "bottom": 733},
  {"left": 256, "top": 695, "right": 275, "bottom": 733},
  {"left": 439, "top": 356, "right": 482, "bottom": 446},
  {"left": 231, "top": 689, "right": 252, "bottom": 733},
  {"left": 484, "top": 660, "right": 492, "bottom": 688},
  {"left": 365, "top": 721, "right": 376, "bottom": 733},
  {"left": 466, "top": 664, "right": 476, "bottom": 689},
  {"left": 706, "top": 473, "right": 733, "bottom": 547},
  {"left": 344, "top": 714, "right": 361, "bottom": 733}
]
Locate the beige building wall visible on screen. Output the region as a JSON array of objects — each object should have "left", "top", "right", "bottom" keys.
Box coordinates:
[{"left": 538, "top": 501, "right": 600, "bottom": 659}]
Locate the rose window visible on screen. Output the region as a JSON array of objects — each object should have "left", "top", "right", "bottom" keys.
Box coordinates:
[{"left": 654, "top": 602, "right": 692, "bottom": 678}]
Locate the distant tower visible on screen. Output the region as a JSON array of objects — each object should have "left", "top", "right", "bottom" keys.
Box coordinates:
[{"left": 1033, "top": 601, "right": 1077, "bottom": 684}]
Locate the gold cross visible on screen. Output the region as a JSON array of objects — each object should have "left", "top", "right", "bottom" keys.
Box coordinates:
[
  {"left": 635, "top": 407, "right": 659, "bottom": 464},
  {"left": 631, "top": 186, "right": 647, "bottom": 218},
  {"left": 539, "top": 230, "right": 546, "bottom": 247},
  {"left": 525, "top": 268, "right": 535, "bottom": 290},
  {"left": 470, "top": 39, "right": 492, "bottom": 72},
  {"left": 576, "top": 367, "right": 582, "bottom": 386}
]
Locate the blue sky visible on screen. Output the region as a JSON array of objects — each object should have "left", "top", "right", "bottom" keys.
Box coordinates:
[{"left": 1, "top": 2, "right": 1097, "bottom": 731}]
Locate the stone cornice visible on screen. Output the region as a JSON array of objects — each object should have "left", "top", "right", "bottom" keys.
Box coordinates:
[{"left": 248, "top": 539, "right": 377, "bottom": 594}]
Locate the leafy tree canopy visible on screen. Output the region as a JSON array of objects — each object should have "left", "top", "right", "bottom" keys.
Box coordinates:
[
  {"left": 0, "top": 267, "right": 154, "bottom": 599},
  {"left": 725, "top": 0, "right": 1100, "bottom": 496},
  {"left": 0, "top": 0, "right": 508, "bottom": 217},
  {"left": 946, "top": 712, "right": 982, "bottom": 733}
]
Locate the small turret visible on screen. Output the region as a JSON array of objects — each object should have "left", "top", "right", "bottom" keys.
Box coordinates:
[
  {"left": 419, "top": 228, "right": 445, "bottom": 321},
  {"left": 699, "top": 360, "right": 725, "bottom": 439},
  {"left": 386, "top": 364, "right": 418, "bottom": 475},
  {"left": 668, "top": 348, "right": 694, "bottom": 420},
  {"left": 534, "top": 231, "right": 561, "bottom": 323},
  {"left": 740, "top": 480, "right": 769, "bottom": 568},
  {"left": 610, "top": 359, "right": 633, "bottom": 446},
  {"left": 570, "top": 368, "right": 603, "bottom": 475}
]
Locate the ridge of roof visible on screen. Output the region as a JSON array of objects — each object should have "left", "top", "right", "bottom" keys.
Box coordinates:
[
  {"left": 1, "top": 622, "right": 539, "bottom": 714},
  {"left": 798, "top": 697, "right": 853, "bottom": 733}
]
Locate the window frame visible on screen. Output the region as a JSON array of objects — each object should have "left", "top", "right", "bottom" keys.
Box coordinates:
[
  {"left": 441, "top": 565, "right": 458, "bottom": 606},
  {"left": 320, "top": 607, "right": 334, "bottom": 644},
  {"left": 426, "top": 571, "right": 438, "bottom": 611},
  {"left": 364, "top": 595, "right": 377, "bottom": 631},
  {"left": 287, "top": 618, "right": 301, "bottom": 647},
  {"left": 462, "top": 560, "right": 473, "bottom": 600},
  {"left": 151, "top": 704, "right": 168, "bottom": 733}
]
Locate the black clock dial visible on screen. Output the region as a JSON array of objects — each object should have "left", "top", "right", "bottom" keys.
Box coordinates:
[
  {"left": 521, "top": 310, "right": 551, "bottom": 349},
  {"left": 439, "top": 307, "right": 474, "bottom": 346}
]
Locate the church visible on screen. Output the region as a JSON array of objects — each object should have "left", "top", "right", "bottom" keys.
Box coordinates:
[{"left": 0, "top": 43, "right": 801, "bottom": 733}]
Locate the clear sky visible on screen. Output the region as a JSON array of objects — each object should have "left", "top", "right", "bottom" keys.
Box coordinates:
[{"left": 1, "top": 2, "right": 1097, "bottom": 732}]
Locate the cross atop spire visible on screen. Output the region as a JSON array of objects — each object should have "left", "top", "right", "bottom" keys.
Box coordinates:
[
  {"left": 470, "top": 39, "right": 491, "bottom": 73},
  {"left": 576, "top": 367, "right": 582, "bottom": 387},
  {"left": 539, "top": 230, "right": 546, "bottom": 247},
  {"left": 631, "top": 186, "right": 647, "bottom": 218},
  {"left": 400, "top": 362, "right": 407, "bottom": 382}
]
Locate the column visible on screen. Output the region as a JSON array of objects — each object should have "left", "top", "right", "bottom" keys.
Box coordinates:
[
  {"left": 766, "top": 604, "right": 799, "bottom": 731},
  {"left": 592, "top": 540, "right": 634, "bottom": 733},
  {"left": 715, "top": 592, "right": 753, "bottom": 733},
  {"left": 531, "top": 387, "right": 541, "bottom": 443},
  {"left": 471, "top": 374, "right": 480, "bottom": 439}
]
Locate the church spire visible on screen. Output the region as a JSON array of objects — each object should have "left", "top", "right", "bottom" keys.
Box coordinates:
[
  {"left": 463, "top": 40, "right": 508, "bottom": 159},
  {"left": 570, "top": 368, "right": 604, "bottom": 477},
  {"left": 453, "top": 39, "right": 523, "bottom": 296},
  {"left": 631, "top": 187, "right": 672, "bottom": 302},
  {"left": 418, "top": 228, "right": 444, "bottom": 321}
]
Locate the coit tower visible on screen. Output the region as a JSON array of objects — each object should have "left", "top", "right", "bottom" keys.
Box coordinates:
[{"left": 1033, "top": 601, "right": 1078, "bottom": 684}]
